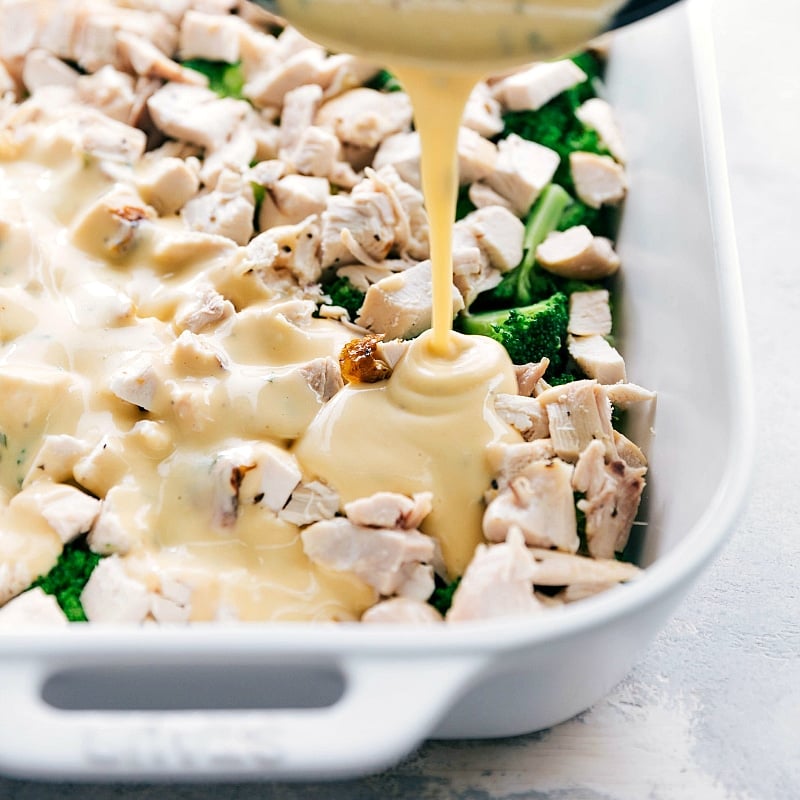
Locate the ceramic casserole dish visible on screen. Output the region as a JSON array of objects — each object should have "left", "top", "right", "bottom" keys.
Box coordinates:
[{"left": 0, "top": 0, "right": 753, "bottom": 781}]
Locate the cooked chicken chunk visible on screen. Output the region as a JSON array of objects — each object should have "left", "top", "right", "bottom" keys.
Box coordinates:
[
  {"left": 570, "top": 152, "right": 628, "bottom": 209},
  {"left": 459, "top": 205, "right": 524, "bottom": 272},
  {"left": 575, "top": 98, "right": 626, "bottom": 163},
  {"left": 22, "top": 49, "right": 80, "bottom": 93},
  {"left": 485, "top": 439, "right": 557, "bottom": 492},
  {"left": 528, "top": 545, "right": 642, "bottom": 586},
  {"left": 244, "top": 47, "right": 327, "bottom": 108},
  {"left": 447, "top": 528, "right": 541, "bottom": 622},
  {"left": 136, "top": 156, "right": 200, "bottom": 216},
  {"left": 536, "top": 226, "right": 620, "bottom": 280},
  {"left": 605, "top": 382, "right": 657, "bottom": 409},
  {"left": 345, "top": 491, "right": 433, "bottom": 530},
  {"left": 485, "top": 134, "right": 559, "bottom": 215},
  {"left": 362, "top": 597, "right": 443, "bottom": 624},
  {"left": 494, "top": 393, "right": 549, "bottom": 441},
  {"left": 462, "top": 80, "right": 504, "bottom": 138},
  {"left": 569, "top": 289, "right": 612, "bottom": 336},
  {"left": 537, "top": 380, "right": 616, "bottom": 462},
  {"left": 373, "top": 131, "right": 421, "bottom": 188},
  {"left": 12, "top": 482, "right": 101, "bottom": 545},
  {"left": 572, "top": 439, "right": 646, "bottom": 559},
  {"left": 279, "top": 480, "right": 340, "bottom": 526},
  {"left": 179, "top": 9, "right": 245, "bottom": 62},
  {"left": 259, "top": 174, "right": 329, "bottom": 231},
  {"left": 514, "top": 359, "right": 550, "bottom": 396},
  {"left": 493, "top": 59, "right": 587, "bottom": 111},
  {"left": 0, "top": 587, "right": 68, "bottom": 627},
  {"left": 22, "top": 434, "right": 89, "bottom": 487},
  {"left": 301, "top": 517, "right": 436, "bottom": 596},
  {"left": 357, "top": 260, "right": 464, "bottom": 340},
  {"left": 483, "top": 457, "right": 578, "bottom": 551},
  {"left": 118, "top": 32, "right": 206, "bottom": 85},
  {"left": 80, "top": 555, "right": 151, "bottom": 624},
  {"left": 457, "top": 126, "right": 497, "bottom": 184},
  {"left": 88, "top": 484, "right": 151, "bottom": 556},
  {"left": 568, "top": 334, "right": 626, "bottom": 385},
  {"left": 315, "top": 87, "right": 413, "bottom": 149},
  {"left": 181, "top": 168, "right": 255, "bottom": 245}
]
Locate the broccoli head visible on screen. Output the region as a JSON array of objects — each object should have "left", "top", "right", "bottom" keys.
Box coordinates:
[
  {"left": 31, "top": 536, "right": 102, "bottom": 622},
  {"left": 457, "top": 292, "right": 569, "bottom": 367},
  {"left": 321, "top": 275, "right": 366, "bottom": 321},
  {"left": 181, "top": 59, "right": 245, "bottom": 99},
  {"left": 429, "top": 575, "right": 461, "bottom": 616}
]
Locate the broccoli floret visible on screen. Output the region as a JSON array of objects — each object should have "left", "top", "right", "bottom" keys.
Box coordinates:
[
  {"left": 429, "top": 575, "right": 461, "bottom": 616},
  {"left": 363, "top": 68, "right": 404, "bottom": 93},
  {"left": 182, "top": 59, "right": 245, "bottom": 99},
  {"left": 321, "top": 275, "right": 366, "bottom": 321},
  {"left": 457, "top": 292, "right": 568, "bottom": 367},
  {"left": 31, "top": 536, "right": 102, "bottom": 622}
]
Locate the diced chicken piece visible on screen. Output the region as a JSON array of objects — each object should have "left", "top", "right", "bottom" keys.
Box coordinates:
[
  {"left": 117, "top": 32, "right": 206, "bottom": 85},
  {"left": 572, "top": 439, "right": 647, "bottom": 559},
  {"left": 373, "top": 131, "right": 421, "bottom": 188},
  {"left": 367, "top": 165, "right": 429, "bottom": 261},
  {"left": 485, "top": 134, "right": 559, "bottom": 216},
  {"left": 316, "top": 88, "right": 413, "bottom": 149},
  {"left": 575, "top": 98, "right": 626, "bottom": 163},
  {"left": 245, "top": 215, "right": 322, "bottom": 285},
  {"left": 362, "top": 597, "right": 442, "bottom": 624},
  {"left": 483, "top": 457, "right": 578, "bottom": 551},
  {"left": 570, "top": 152, "right": 627, "bottom": 209},
  {"left": 212, "top": 442, "right": 303, "bottom": 529},
  {"left": 279, "top": 83, "right": 324, "bottom": 157},
  {"left": 345, "top": 491, "right": 433, "bottom": 531},
  {"left": 136, "top": 156, "right": 199, "bottom": 216},
  {"left": 76, "top": 66, "right": 136, "bottom": 124},
  {"left": 462, "top": 81, "right": 504, "bottom": 138},
  {"left": 317, "top": 53, "right": 380, "bottom": 99},
  {"left": 279, "top": 480, "right": 340, "bottom": 526},
  {"left": 451, "top": 243, "right": 500, "bottom": 308},
  {"left": 457, "top": 127, "right": 497, "bottom": 184},
  {"left": 22, "top": 434, "right": 89, "bottom": 487},
  {"left": 88, "top": 484, "right": 151, "bottom": 556},
  {"left": 568, "top": 334, "right": 626, "bottom": 385},
  {"left": 290, "top": 126, "right": 342, "bottom": 181},
  {"left": 514, "top": 359, "right": 550, "bottom": 396},
  {"left": 174, "top": 285, "right": 235, "bottom": 334},
  {"left": 447, "top": 528, "right": 541, "bottom": 622},
  {"left": 0, "top": 0, "right": 40, "bottom": 62},
  {"left": 0, "top": 588, "right": 68, "bottom": 627},
  {"left": 182, "top": 168, "right": 254, "bottom": 245},
  {"left": 613, "top": 431, "right": 648, "bottom": 470},
  {"left": 274, "top": 25, "right": 325, "bottom": 61},
  {"left": 376, "top": 337, "right": 409, "bottom": 369},
  {"left": 151, "top": 230, "right": 238, "bottom": 271},
  {"left": 148, "top": 573, "right": 193, "bottom": 625},
  {"left": 387, "top": 561, "right": 430, "bottom": 601},
  {"left": 494, "top": 393, "right": 549, "bottom": 441},
  {"left": 336, "top": 263, "right": 393, "bottom": 292},
  {"left": 493, "top": 59, "right": 587, "bottom": 111},
  {"left": 179, "top": 9, "right": 245, "bottom": 62},
  {"left": 558, "top": 582, "right": 617, "bottom": 603},
  {"left": 199, "top": 123, "right": 258, "bottom": 187},
  {"left": 73, "top": 434, "right": 132, "bottom": 498},
  {"left": 605, "top": 383, "right": 657, "bottom": 410},
  {"left": 168, "top": 330, "right": 228, "bottom": 376},
  {"left": 485, "top": 439, "right": 557, "bottom": 492},
  {"left": 297, "top": 356, "right": 342, "bottom": 403},
  {"left": 12, "top": 483, "right": 101, "bottom": 545},
  {"left": 537, "top": 379, "right": 616, "bottom": 462},
  {"left": 357, "top": 260, "right": 464, "bottom": 340},
  {"left": 528, "top": 545, "right": 641, "bottom": 586},
  {"left": 81, "top": 555, "right": 151, "bottom": 624},
  {"left": 320, "top": 190, "right": 397, "bottom": 269},
  {"left": 147, "top": 83, "right": 249, "bottom": 150},
  {"left": 109, "top": 353, "right": 160, "bottom": 411},
  {"left": 536, "top": 226, "right": 620, "bottom": 280},
  {"left": 301, "top": 517, "right": 436, "bottom": 596},
  {"left": 468, "top": 182, "right": 514, "bottom": 212},
  {"left": 72, "top": 186, "right": 154, "bottom": 259},
  {"left": 569, "top": 289, "right": 612, "bottom": 336},
  {"left": 259, "top": 174, "right": 329, "bottom": 231},
  {"left": 244, "top": 48, "right": 326, "bottom": 108},
  {"left": 22, "top": 49, "right": 80, "bottom": 93},
  {"left": 460, "top": 205, "right": 524, "bottom": 271}
]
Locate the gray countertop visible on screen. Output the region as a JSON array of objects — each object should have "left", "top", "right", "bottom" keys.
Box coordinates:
[{"left": 2, "top": 0, "right": 798, "bottom": 797}]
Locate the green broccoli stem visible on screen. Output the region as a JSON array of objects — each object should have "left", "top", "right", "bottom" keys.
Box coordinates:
[{"left": 515, "top": 184, "right": 572, "bottom": 306}]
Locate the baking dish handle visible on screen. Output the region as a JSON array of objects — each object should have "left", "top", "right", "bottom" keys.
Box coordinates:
[{"left": 0, "top": 652, "right": 486, "bottom": 780}]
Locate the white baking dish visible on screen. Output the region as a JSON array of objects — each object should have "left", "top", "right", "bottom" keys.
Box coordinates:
[{"left": 0, "top": 0, "right": 752, "bottom": 781}]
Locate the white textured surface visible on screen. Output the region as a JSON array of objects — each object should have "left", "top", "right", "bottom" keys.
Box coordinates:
[{"left": 1, "top": 0, "right": 798, "bottom": 796}]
